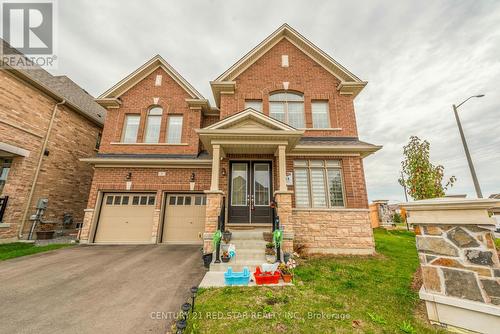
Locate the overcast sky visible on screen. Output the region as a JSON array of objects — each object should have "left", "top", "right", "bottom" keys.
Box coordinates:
[{"left": 51, "top": 0, "right": 499, "bottom": 202}]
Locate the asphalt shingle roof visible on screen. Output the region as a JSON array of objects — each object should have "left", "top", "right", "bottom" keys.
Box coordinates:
[{"left": 1, "top": 39, "right": 106, "bottom": 125}]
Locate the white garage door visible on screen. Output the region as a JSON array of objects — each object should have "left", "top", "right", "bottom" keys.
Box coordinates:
[
  {"left": 94, "top": 193, "right": 156, "bottom": 244},
  {"left": 162, "top": 194, "right": 206, "bottom": 244}
]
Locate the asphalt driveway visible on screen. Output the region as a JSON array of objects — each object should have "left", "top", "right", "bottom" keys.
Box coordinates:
[{"left": 0, "top": 244, "right": 206, "bottom": 334}]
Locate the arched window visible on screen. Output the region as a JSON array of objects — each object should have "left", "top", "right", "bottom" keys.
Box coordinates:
[
  {"left": 269, "top": 91, "right": 304, "bottom": 128},
  {"left": 144, "top": 106, "right": 163, "bottom": 143}
]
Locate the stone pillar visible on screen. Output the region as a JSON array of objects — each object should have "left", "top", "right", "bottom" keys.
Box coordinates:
[
  {"left": 275, "top": 191, "right": 293, "bottom": 253},
  {"left": 79, "top": 209, "right": 94, "bottom": 243},
  {"left": 210, "top": 145, "right": 221, "bottom": 191},
  {"left": 203, "top": 191, "right": 224, "bottom": 253},
  {"left": 403, "top": 198, "right": 500, "bottom": 334}
]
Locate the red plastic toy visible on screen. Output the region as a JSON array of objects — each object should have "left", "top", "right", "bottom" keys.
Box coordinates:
[{"left": 253, "top": 266, "right": 280, "bottom": 285}]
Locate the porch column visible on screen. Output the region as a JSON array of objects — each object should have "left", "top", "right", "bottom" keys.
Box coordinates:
[
  {"left": 277, "top": 144, "right": 287, "bottom": 192},
  {"left": 210, "top": 144, "right": 221, "bottom": 191}
]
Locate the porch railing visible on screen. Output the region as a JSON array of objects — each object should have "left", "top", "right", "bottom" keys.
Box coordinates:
[
  {"left": 214, "top": 197, "right": 226, "bottom": 264},
  {"left": 271, "top": 198, "right": 281, "bottom": 263},
  {"left": 0, "top": 196, "right": 8, "bottom": 223}
]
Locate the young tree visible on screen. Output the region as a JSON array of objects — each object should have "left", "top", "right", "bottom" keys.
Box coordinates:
[{"left": 399, "top": 136, "right": 456, "bottom": 200}]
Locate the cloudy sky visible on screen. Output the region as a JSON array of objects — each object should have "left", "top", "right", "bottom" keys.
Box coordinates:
[{"left": 51, "top": 0, "right": 499, "bottom": 202}]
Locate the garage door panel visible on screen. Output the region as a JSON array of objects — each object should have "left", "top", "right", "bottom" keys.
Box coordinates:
[
  {"left": 163, "top": 194, "right": 206, "bottom": 244},
  {"left": 95, "top": 193, "right": 156, "bottom": 244}
]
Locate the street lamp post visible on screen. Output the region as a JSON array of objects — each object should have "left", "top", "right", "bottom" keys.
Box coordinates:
[{"left": 452, "top": 95, "right": 484, "bottom": 198}]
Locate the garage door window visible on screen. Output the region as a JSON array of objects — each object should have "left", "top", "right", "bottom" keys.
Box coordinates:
[{"left": 169, "top": 195, "right": 206, "bottom": 206}]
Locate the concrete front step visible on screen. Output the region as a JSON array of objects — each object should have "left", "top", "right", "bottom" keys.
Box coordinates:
[
  {"left": 228, "top": 240, "right": 268, "bottom": 248},
  {"left": 228, "top": 231, "right": 268, "bottom": 240},
  {"left": 210, "top": 260, "right": 269, "bottom": 272}
]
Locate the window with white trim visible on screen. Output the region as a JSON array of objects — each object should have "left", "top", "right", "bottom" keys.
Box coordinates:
[
  {"left": 245, "top": 100, "right": 263, "bottom": 112},
  {"left": 311, "top": 100, "right": 330, "bottom": 128},
  {"left": 144, "top": 107, "right": 163, "bottom": 143},
  {"left": 122, "top": 115, "right": 140, "bottom": 143},
  {"left": 166, "top": 116, "right": 183, "bottom": 144},
  {"left": 269, "top": 92, "right": 304, "bottom": 128},
  {"left": 293, "top": 160, "right": 345, "bottom": 208}
]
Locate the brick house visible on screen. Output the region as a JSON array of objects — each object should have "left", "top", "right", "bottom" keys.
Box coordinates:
[
  {"left": 0, "top": 40, "right": 106, "bottom": 241},
  {"left": 80, "top": 24, "right": 381, "bottom": 255}
]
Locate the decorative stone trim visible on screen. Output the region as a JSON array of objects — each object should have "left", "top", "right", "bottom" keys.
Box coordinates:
[{"left": 0, "top": 223, "right": 11, "bottom": 228}]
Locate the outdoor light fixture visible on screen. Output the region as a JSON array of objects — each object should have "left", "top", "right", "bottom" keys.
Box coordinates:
[
  {"left": 189, "top": 172, "right": 196, "bottom": 190},
  {"left": 125, "top": 172, "right": 132, "bottom": 180},
  {"left": 181, "top": 302, "right": 191, "bottom": 320},
  {"left": 175, "top": 319, "right": 186, "bottom": 334},
  {"left": 221, "top": 167, "right": 227, "bottom": 176},
  {"left": 190, "top": 286, "right": 198, "bottom": 312}
]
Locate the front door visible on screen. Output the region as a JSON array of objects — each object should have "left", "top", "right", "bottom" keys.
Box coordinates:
[{"left": 229, "top": 161, "right": 272, "bottom": 224}]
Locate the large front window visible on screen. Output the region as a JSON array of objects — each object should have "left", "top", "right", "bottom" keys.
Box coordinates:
[
  {"left": 122, "top": 115, "right": 140, "bottom": 143},
  {"left": 144, "top": 107, "right": 163, "bottom": 143},
  {"left": 311, "top": 101, "right": 330, "bottom": 128},
  {"left": 293, "top": 160, "right": 345, "bottom": 208},
  {"left": 269, "top": 92, "right": 304, "bottom": 128},
  {"left": 167, "top": 116, "right": 183, "bottom": 144}
]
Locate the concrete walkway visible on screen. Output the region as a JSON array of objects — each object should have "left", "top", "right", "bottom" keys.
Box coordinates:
[{"left": 0, "top": 244, "right": 206, "bottom": 334}]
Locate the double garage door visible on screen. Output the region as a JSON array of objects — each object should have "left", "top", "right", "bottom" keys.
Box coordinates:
[{"left": 94, "top": 193, "right": 206, "bottom": 244}]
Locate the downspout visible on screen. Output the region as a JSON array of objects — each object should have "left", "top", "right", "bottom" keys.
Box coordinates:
[{"left": 18, "top": 99, "right": 66, "bottom": 239}]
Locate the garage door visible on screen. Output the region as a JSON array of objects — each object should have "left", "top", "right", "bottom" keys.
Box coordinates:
[
  {"left": 94, "top": 193, "right": 156, "bottom": 243},
  {"left": 162, "top": 194, "right": 206, "bottom": 244}
]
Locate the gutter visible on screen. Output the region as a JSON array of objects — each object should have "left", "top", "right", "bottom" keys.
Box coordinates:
[{"left": 18, "top": 99, "right": 66, "bottom": 239}]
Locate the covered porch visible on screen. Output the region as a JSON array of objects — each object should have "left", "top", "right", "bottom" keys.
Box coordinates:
[{"left": 197, "top": 108, "right": 302, "bottom": 253}]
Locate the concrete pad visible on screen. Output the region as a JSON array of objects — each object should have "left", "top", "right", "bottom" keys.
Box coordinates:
[
  {"left": 0, "top": 244, "right": 206, "bottom": 334},
  {"left": 199, "top": 271, "right": 294, "bottom": 288}
]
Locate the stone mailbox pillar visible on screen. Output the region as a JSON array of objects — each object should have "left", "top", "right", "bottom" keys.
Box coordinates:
[{"left": 403, "top": 198, "right": 500, "bottom": 334}]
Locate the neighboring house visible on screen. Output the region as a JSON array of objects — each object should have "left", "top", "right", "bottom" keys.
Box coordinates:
[
  {"left": 80, "top": 24, "right": 381, "bottom": 255},
  {"left": 0, "top": 39, "right": 106, "bottom": 242}
]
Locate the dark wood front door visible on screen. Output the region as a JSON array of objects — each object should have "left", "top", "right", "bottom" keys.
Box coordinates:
[{"left": 228, "top": 161, "right": 272, "bottom": 224}]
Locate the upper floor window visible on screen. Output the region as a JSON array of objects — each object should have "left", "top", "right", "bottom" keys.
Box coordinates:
[
  {"left": 269, "top": 92, "right": 304, "bottom": 128},
  {"left": 144, "top": 107, "right": 163, "bottom": 143},
  {"left": 245, "top": 100, "right": 263, "bottom": 112},
  {"left": 311, "top": 101, "right": 330, "bottom": 128},
  {"left": 167, "top": 116, "right": 183, "bottom": 144},
  {"left": 122, "top": 115, "right": 140, "bottom": 143},
  {"left": 293, "top": 160, "right": 345, "bottom": 208}
]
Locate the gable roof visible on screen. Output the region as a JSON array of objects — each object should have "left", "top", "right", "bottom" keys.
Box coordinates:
[
  {"left": 210, "top": 24, "right": 367, "bottom": 105},
  {"left": 1, "top": 38, "right": 106, "bottom": 126},
  {"left": 203, "top": 107, "right": 299, "bottom": 132},
  {"left": 98, "top": 54, "right": 205, "bottom": 101}
]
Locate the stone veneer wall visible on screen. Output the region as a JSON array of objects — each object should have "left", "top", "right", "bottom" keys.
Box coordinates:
[
  {"left": 416, "top": 224, "right": 500, "bottom": 305},
  {"left": 292, "top": 209, "right": 375, "bottom": 255},
  {"left": 203, "top": 192, "right": 224, "bottom": 253}
]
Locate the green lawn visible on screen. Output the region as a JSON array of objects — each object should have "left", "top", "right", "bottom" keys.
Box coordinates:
[
  {"left": 187, "top": 229, "right": 445, "bottom": 334},
  {"left": 0, "top": 242, "right": 72, "bottom": 261}
]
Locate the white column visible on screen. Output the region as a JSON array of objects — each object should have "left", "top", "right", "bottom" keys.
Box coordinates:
[
  {"left": 210, "top": 144, "right": 221, "bottom": 191},
  {"left": 278, "top": 145, "right": 287, "bottom": 192}
]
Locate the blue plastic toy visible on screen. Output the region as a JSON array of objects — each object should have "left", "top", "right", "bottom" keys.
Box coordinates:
[{"left": 224, "top": 266, "right": 250, "bottom": 286}]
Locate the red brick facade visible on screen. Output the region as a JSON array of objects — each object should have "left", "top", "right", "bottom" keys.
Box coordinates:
[
  {"left": 81, "top": 28, "right": 376, "bottom": 254},
  {"left": 99, "top": 68, "right": 202, "bottom": 156},
  {"left": 220, "top": 39, "right": 359, "bottom": 138}
]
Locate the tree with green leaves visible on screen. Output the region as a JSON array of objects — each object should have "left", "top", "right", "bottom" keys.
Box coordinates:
[{"left": 399, "top": 136, "right": 456, "bottom": 200}]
